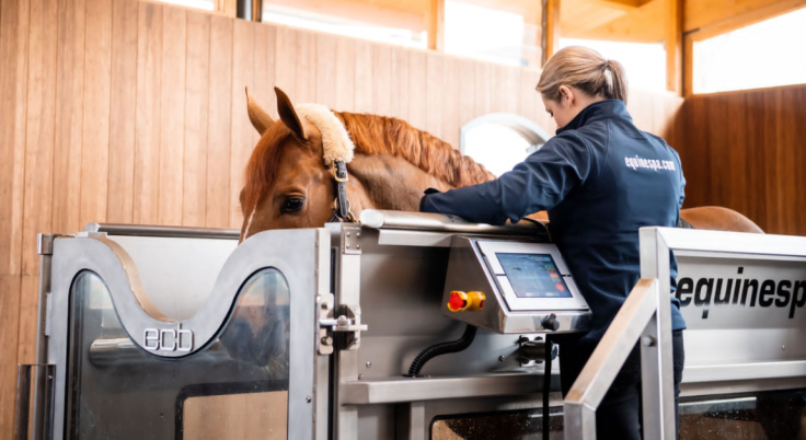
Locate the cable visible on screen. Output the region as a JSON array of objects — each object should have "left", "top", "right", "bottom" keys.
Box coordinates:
[{"left": 408, "top": 325, "right": 477, "bottom": 377}]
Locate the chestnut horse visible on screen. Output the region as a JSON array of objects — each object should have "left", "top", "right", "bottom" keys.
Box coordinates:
[{"left": 239, "top": 87, "right": 763, "bottom": 242}]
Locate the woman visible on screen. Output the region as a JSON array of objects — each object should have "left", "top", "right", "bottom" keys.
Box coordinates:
[{"left": 420, "top": 46, "right": 686, "bottom": 439}]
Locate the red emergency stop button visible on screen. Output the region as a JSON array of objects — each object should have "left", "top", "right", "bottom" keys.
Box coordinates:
[
  {"left": 448, "top": 291, "right": 468, "bottom": 312},
  {"left": 447, "top": 291, "right": 486, "bottom": 312}
]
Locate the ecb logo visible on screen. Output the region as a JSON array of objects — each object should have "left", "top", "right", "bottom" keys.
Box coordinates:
[{"left": 143, "top": 324, "right": 194, "bottom": 352}]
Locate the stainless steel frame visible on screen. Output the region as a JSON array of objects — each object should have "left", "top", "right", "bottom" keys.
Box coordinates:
[
  {"left": 44, "top": 228, "right": 329, "bottom": 439},
  {"left": 24, "top": 215, "right": 806, "bottom": 440},
  {"left": 563, "top": 227, "right": 806, "bottom": 440}
]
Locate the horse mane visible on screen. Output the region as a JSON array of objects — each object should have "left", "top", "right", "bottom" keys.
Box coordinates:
[
  {"left": 335, "top": 112, "right": 495, "bottom": 187},
  {"left": 241, "top": 111, "right": 495, "bottom": 215}
]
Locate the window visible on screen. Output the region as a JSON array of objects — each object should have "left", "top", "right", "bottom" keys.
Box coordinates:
[
  {"left": 692, "top": 7, "right": 806, "bottom": 94},
  {"left": 445, "top": 1, "right": 540, "bottom": 67},
  {"left": 160, "top": 0, "right": 213, "bottom": 11},
  {"left": 461, "top": 114, "right": 551, "bottom": 177},
  {"left": 559, "top": 38, "right": 667, "bottom": 92},
  {"left": 262, "top": 3, "right": 427, "bottom": 49}
]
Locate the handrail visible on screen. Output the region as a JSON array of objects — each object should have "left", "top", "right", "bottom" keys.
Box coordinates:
[
  {"left": 564, "top": 279, "right": 661, "bottom": 439},
  {"left": 83, "top": 222, "right": 240, "bottom": 239},
  {"left": 359, "top": 209, "right": 548, "bottom": 236}
]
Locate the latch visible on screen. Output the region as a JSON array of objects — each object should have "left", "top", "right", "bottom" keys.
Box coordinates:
[{"left": 317, "top": 294, "right": 368, "bottom": 355}]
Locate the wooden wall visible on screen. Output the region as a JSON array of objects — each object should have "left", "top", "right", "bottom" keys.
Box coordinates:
[
  {"left": 672, "top": 84, "right": 806, "bottom": 236},
  {"left": 0, "top": 0, "right": 682, "bottom": 436}
]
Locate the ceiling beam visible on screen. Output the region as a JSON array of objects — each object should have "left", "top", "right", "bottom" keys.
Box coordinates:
[
  {"left": 588, "top": 0, "right": 653, "bottom": 11},
  {"left": 427, "top": 0, "right": 445, "bottom": 51},
  {"left": 665, "top": 0, "right": 683, "bottom": 95},
  {"left": 542, "top": 0, "right": 561, "bottom": 65}
]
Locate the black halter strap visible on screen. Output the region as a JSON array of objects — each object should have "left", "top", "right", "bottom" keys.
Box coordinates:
[{"left": 328, "top": 160, "right": 357, "bottom": 223}]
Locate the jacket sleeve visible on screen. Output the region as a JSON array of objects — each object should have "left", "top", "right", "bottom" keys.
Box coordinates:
[
  {"left": 674, "top": 150, "right": 686, "bottom": 210},
  {"left": 420, "top": 133, "right": 594, "bottom": 225}
]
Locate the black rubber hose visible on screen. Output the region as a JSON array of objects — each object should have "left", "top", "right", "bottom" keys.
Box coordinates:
[
  {"left": 543, "top": 335, "right": 553, "bottom": 440},
  {"left": 408, "top": 324, "right": 477, "bottom": 377}
]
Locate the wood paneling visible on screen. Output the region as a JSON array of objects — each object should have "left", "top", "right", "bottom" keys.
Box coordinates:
[
  {"left": 0, "top": 1, "right": 684, "bottom": 434},
  {"left": 80, "top": 0, "right": 113, "bottom": 228},
  {"left": 183, "top": 10, "right": 211, "bottom": 227},
  {"left": 0, "top": 275, "right": 22, "bottom": 437},
  {"left": 107, "top": 0, "right": 139, "bottom": 224},
  {"left": 133, "top": 1, "right": 163, "bottom": 225},
  {"left": 672, "top": 85, "right": 806, "bottom": 236},
  {"left": 158, "top": 6, "right": 187, "bottom": 226}
]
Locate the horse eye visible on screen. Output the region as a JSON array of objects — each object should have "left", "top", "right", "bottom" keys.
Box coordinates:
[{"left": 281, "top": 197, "right": 305, "bottom": 214}]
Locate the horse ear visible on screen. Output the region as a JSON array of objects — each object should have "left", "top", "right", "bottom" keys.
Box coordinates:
[
  {"left": 275, "top": 87, "right": 308, "bottom": 140},
  {"left": 245, "top": 87, "right": 274, "bottom": 135}
]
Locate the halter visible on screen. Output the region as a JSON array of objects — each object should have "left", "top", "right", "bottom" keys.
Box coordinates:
[
  {"left": 328, "top": 160, "right": 358, "bottom": 223},
  {"left": 293, "top": 103, "right": 359, "bottom": 224}
]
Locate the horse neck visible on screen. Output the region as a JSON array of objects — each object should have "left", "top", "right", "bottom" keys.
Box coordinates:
[
  {"left": 339, "top": 112, "right": 494, "bottom": 212},
  {"left": 347, "top": 153, "right": 452, "bottom": 212}
]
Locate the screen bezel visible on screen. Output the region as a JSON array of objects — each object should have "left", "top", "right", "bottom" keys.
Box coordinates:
[{"left": 476, "top": 241, "right": 589, "bottom": 311}]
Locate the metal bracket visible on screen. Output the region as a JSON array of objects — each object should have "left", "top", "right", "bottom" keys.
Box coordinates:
[
  {"left": 319, "top": 302, "right": 368, "bottom": 352},
  {"left": 340, "top": 224, "right": 362, "bottom": 255}
]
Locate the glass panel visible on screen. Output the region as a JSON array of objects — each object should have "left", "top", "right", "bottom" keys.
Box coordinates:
[
  {"left": 680, "top": 391, "right": 806, "bottom": 440},
  {"left": 693, "top": 7, "right": 806, "bottom": 94},
  {"left": 65, "top": 269, "right": 291, "bottom": 440},
  {"left": 559, "top": 39, "right": 667, "bottom": 92},
  {"left": 431, "top": 408, "right": 563, "bottom": 439},
  {"left": 462, "top": 123, "right": 534, "bottom": 177}
]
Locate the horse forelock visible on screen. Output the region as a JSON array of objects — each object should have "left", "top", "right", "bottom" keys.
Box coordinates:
[{"left": 335, "top": 112, "right": 495, "bottom": 187}]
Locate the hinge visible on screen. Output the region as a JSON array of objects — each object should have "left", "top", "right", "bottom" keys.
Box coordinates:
[{"left": 340, "top": 223, "right": 362, "bottom": 255}]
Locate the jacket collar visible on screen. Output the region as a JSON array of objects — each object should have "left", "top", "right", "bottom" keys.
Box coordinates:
[{"left": 556, "top": 99, "right": 631, "bottom": 134}]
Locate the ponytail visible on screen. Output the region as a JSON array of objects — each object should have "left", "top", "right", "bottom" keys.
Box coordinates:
[{"left": 537, "top": 47, "right": 629, "bottom": 104}]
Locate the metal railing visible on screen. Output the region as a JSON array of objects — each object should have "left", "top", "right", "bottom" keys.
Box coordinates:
[
  {"left": 564, "top": 227, "right": 681, "bottom": 440},
  {"left": 563, "top": 279, "right": 673, "bottom": 439}
]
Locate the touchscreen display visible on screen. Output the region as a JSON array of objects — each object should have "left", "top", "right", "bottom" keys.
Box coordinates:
[{"left": 496, "top": 253, "right": 571, "bottom": 298}]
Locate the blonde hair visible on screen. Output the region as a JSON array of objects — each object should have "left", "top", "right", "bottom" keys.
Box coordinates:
[{"left": 537, "top": 46, "right": 628, "bottom": 104}]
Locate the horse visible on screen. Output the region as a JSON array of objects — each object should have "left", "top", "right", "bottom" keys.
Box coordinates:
[{"left": 238, "top": 87, "right": 763, "bottom": 242}]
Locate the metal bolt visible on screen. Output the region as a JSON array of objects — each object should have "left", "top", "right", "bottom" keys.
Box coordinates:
[
  {"left": 782, "top": 345, "right": 786, "bottom": 351},
  {"left": 337, "top": 315, "right": 349, "bottom": 326},
  {"left": 357, "top": 232, "right": 361, "bottom": 238},
  {"left": 346, "top": 244, "right": 351, "bottom": 249},
  {"left": 321, "top": 302, "right": 329, "bottom": 310},
  {"left": 346, "top": 232, "right": 351, "bottom": 237},
  {"left": 356, "top": 244, "right": 361, "bottom": 250},
  {"left": 306, "top": 396, "right": 312, "bottom": 403},
  {"left": 642, "top": 336, "right": 656, "bottom": 347},
  {"left": 498, "top": 355, "right": 505, "bottom": 362},
  {"left": 321, "top": 336, "right": 333, "bottom": 346},
  {"left": 366, "top": 361, "right": 372, "bottom": 368}
]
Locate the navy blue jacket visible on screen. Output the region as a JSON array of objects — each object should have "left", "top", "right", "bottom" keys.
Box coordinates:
[{"left": 421, "top": 100, "right": 686, "bottom": 342}]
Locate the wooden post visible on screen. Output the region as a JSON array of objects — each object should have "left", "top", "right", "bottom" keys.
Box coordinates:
[
  {"left": 427, "top": 0, "right": 445, "bottom": 51},
  {"left": 542, "top": 0, "right": 561, "bottom": 66},
  {"left": 665, "top": 0, "right": 682, "bottom": 95}
]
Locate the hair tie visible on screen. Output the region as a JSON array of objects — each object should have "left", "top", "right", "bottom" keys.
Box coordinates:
[{"left": 603, "top": 67, "right": 614, "bottom": 91}]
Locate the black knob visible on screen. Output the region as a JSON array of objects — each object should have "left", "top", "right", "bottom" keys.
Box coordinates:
[{"left": 541, "top": 313, "right": 560, "bottom": 331}]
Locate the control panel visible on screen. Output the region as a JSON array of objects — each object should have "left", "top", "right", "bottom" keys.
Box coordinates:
[{"left": 441, "top": 237, "right": 591, "bottom": 334}]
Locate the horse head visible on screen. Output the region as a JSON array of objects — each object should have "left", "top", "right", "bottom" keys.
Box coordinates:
[
  {"left": 239, "top": 87, "right": 352, "bottom": 241},
  {"left": 239, "top": 87, "right": 496, "bottom": 242}
]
